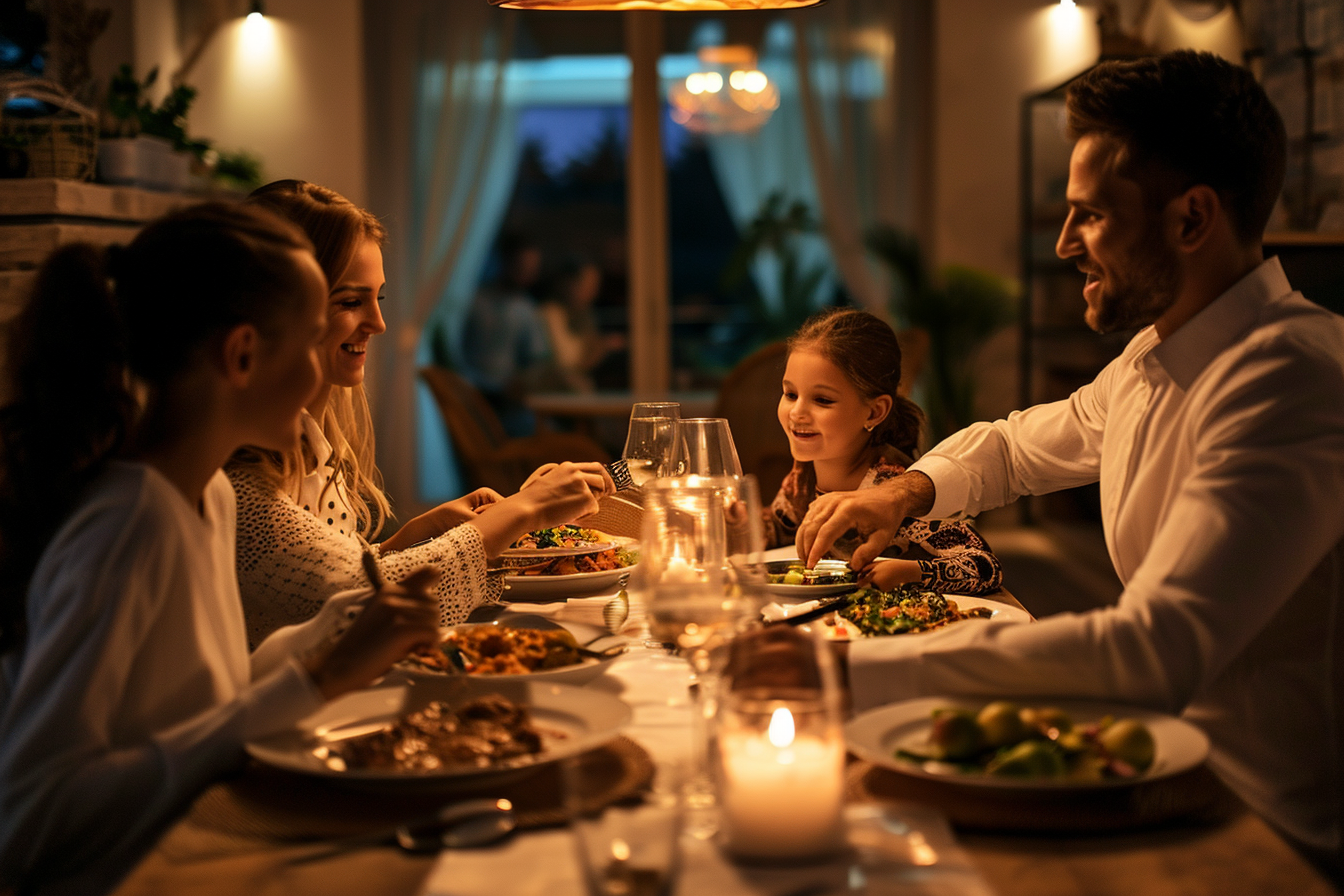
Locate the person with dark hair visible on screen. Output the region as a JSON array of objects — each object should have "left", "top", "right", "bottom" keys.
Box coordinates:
[
  {"left": 230, "top": 182, "right": 614, "bottom": 645},
  {"left": 458, "top": 231, "right": 551, "bottom": 435},
  {"left": 0, "top": 204, "right": 446, "bottom": 894},
  {"left": 538, "top": 255, "right": 622, "bottom": 393},
  {"left": 766, "top": 308, "right": 1002, "bottom": 595},
  {"left": 795, "top": 51, "right": 1344, "bottom": 877}
]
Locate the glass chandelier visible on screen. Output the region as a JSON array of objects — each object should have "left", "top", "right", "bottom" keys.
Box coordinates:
[
  {"left": 489, "top": 0, "right": 821, "bottom": 9},
  {"left": 668, "top": 45, "right": 779, "bottom": 134}
]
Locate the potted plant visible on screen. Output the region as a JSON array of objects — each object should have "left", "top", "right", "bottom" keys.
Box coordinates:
[{"left": 97, "top": 65, "right": 197, "bottom": 190}]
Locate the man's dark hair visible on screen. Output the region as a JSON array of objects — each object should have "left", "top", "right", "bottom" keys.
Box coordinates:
[{"left": 1065, "top": 50, "right": 1287, "bottom": 244}]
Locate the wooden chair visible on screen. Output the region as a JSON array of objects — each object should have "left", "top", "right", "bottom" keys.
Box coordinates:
[
  {"left": 419, "top": 366, "right": 610, "bottom": 494},
  {"left": 711, "top": 328, "right": 930, "bottom": 499}
]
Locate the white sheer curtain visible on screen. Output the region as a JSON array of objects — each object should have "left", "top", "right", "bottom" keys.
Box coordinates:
[
  {"left": 365, "top": 2, "right": 522, "bottom": 512},
  {"left": 791, "top": 0, "right": 930, "bottom": 319},
  {"left": 699, "top": 21, "right": 836, "bottom": 313}
]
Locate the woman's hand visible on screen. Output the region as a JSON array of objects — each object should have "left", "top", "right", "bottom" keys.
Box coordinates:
[
  {"left": 379, "top": 488, "right": 505, "bottom": 553},
  {"left": 861, "top": 558, "right": 922, "bottom": 590},
  {"left": 471, "top": 461, "right": 615, "bottom": 557},
  {"left": 304, "top": 566, "right": 440, "bottom": 701}
]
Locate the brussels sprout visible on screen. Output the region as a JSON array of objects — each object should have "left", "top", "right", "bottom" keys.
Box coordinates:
[
  {"left": 1020, "top": 706, "right": 1073, "bottom": 737},
  {"left": 929, "top": 709, "right": 985, "bottom": 761},
  {"left": 976, "top": 701, "right": 1028, "bottom": 748},
  {"left": 987, "top": 740, "right": 1066, "bottom": 778},
  {"left": 1098, "top": 718, "right": 1155, "bottom": 772}
]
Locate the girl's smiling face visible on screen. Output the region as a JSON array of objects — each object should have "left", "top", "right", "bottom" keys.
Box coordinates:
[
  {"left": 778, "top": 349, "right": 889, "bottom": 468},
  {"left": 319, "top": 238, "right": 386, "bottom": 389}
]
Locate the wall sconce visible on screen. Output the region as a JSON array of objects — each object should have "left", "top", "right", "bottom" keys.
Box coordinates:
[
  {"left": 668, "top": 45, "right": 779, "bottom": 134},
  {"left": 247, "top": 0, "right": 265, "bottom": 20}
]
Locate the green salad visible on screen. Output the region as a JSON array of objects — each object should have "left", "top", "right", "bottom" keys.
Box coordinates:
[{"left": 839, "top": 584, "right": 991, "bottom": 636}]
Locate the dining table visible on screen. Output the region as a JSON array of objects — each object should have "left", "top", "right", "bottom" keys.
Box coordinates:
[{"left": 110, "top": 565, "right": 1338, "bottom": 896}]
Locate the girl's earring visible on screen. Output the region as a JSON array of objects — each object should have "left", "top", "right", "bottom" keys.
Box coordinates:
[{"left": 864, "top": 424, "right": 876, "bottom": 432}]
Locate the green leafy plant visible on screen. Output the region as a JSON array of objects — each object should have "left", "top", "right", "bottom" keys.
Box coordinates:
[
  {"left": 100, "top": 65, "right": 197, "bottom": 150},
  {"left": 721, "top": 192, "right": 831, "bottom": 342},
  {"left": 867, "top": 224, "right": 1018, "bottom": 439},
  {"left": 212, "top": 149, "right": 264, "bottom": 191}
]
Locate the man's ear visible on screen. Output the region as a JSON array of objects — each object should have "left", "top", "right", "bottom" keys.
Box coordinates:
[
  {"left": 1172, "top": 184, "right": 1221, "bottom": 254},
  {"left": 221, "top": 323, "right": 260, "bottom": 388}
]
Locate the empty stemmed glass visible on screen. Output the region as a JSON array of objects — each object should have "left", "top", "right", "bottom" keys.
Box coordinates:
[
  {"left": 669, "top": 418, "right": 743, "bottom": 478},
  {"left": 621, "top": 402, "right": 681, "bottom": 488}
]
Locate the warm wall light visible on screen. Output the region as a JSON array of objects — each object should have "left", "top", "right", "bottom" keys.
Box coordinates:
[
  {"left": 489, "top": 0, "right": 820, "bottom": 9},
  {"left": 248, "top": 0, "right": 265, "bottom": 18},
  {"left": 668, "top": 45, "right": 779, "bottom": 133}
]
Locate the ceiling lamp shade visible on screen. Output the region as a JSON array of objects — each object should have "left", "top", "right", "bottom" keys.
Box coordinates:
[
  {"left": 668, "top": 45, "right": 780, "bottom": 134},
  {"left": 489, "top": 0, "right": 821, "bottom": 9}
]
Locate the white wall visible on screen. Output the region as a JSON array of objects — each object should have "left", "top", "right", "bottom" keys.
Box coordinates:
[
  {"left": 130, "top": 0, "right": 367, "bottom": 206},
  {"left": 931, "top": 0, "right": 1099, "bottom": 278}
]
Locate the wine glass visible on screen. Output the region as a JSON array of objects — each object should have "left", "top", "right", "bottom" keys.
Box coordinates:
[
  {"left": 670, "top": 418, "right": 743, "bottom": 478},
  {"left": 632, "top": 474, "right": 765, "bottom": 839},
  {"left": 622, "top": 402, "right": 681, "bottom": 487}
]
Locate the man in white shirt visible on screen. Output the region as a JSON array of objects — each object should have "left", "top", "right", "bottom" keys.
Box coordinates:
[{"left": 797, "top": 51, "right": 1344, "bottom": 879}]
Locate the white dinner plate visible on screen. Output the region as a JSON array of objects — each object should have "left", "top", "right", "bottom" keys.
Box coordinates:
[
  {"left": 247, "top": 677, "right": 631, "bottom": 786},
  {"left": 393, "top": 620, "right": 626, "bottom": 686},
  {"left": 503, "top": 565, "right": 635, "bottom": 601},
  {"left": 845, "top": 697, "right": 1210, "bottom": 790},
  {"left": 762, "top": 559, "right": 859, "bottom": 599},
  {"left": 823, "top": 595, "right": 1032, "bottom": 639}
]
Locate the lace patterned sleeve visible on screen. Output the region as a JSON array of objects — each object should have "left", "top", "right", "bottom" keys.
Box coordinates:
[
  {"left": 372, "top": 523, "right": 501, "bottom": 628},
  {"left": 897, "top": 518, "right": 1003, "bottom": 595},
  {"left": 229, "top": 467, "right": 500, "bottom": 648}
]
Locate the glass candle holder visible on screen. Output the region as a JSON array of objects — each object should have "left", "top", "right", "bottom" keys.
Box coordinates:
[{"left": 715, "top": 626, "right": 846, "bottom": 863}]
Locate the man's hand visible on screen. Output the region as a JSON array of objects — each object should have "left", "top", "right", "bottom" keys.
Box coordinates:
[{"left": 796, "top": 471, "right": 936, "bottom": 570}]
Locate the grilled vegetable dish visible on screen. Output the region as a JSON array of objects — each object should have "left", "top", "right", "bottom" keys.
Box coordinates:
[
  {"left": 513, "top": 546, "right": 638, "bottom": 577},
  {"left": 836, "top": 584, "right": 992, "bottom": 636},
  {"left": 509, "top": 525, "right": 612, "bottom": 551},
  {"left": 767, "top": 563, "right": 856, "bottom": 586},
  {"left": 900, "top": 701, "right": 1156, "bottom": 781}
]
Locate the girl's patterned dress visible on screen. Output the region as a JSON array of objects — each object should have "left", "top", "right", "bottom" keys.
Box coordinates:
[{"left": 765, "top": 448, "right": 1003, "bottom": 595}]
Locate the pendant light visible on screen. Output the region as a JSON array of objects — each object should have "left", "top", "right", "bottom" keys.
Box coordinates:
[
  {"left": 489, "top": 0, "right": 821, "bottom": 10},
  {"left": 668, "top": 45, "right": 779, "bottom": 133}
]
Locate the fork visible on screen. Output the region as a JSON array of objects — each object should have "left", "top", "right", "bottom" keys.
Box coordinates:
[{"left": 604, "top": 458, "right": 636, "bottom": 492}]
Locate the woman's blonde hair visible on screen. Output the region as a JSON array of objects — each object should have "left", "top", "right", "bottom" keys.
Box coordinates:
[{"left": 230, "top": 180, "right": 393, "bottom": 537}]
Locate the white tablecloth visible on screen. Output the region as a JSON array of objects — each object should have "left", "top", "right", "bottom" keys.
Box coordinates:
[{"left": 419, "top": 594, "right": 994, "bottom": 896}]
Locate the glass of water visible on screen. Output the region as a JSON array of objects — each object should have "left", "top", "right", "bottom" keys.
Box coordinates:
[
  {"left": 567, "top": 757, "right": 684, "bottom": 896},
  {"left": 622, "top": 402, "right": 681, "bottom": 487}
]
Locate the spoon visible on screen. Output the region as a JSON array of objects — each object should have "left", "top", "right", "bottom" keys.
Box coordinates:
[{"left": 283, "top": 798, "right": 516, "bottom": 864}]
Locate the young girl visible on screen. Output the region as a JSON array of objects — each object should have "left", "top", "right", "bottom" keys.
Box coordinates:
[
  {"left": 230, "top": 180, "right": 612, "bottom": 645},
  {"left": 767, "top": 308, "right": 1002, "bottom": 595},
  {"left": 0, "top": 204, "right": 456, "bottom": 894}
]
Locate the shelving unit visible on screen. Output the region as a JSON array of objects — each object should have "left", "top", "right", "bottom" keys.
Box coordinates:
[{"left": 0, "top": 178, "right": 203, "bottom": 396}]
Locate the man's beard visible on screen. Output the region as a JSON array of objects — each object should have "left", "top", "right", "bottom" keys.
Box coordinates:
[{"left": 1083, "top": 231, "right": 1181, "bottom": 335}]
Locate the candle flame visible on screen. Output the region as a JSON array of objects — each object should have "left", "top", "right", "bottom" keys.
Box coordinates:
[{"left": 768, "top": 707, "right": 795, "bottom": 748}]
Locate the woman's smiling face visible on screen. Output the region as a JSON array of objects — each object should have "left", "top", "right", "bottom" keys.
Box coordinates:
[
  {"left": 778, "top": 349, "right": 883, "bottom": 466},
  {"left": 319, "top": 238, "right": 386, "bottom": 389}
]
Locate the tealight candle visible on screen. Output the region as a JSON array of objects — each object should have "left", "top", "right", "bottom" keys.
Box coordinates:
[{"left": 718, "top": 705, "right": 846, "bottom": 861}]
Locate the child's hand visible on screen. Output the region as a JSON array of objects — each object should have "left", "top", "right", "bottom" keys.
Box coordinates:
[{"left": 863, "top": 558, "right": 922, "bottom": 591}]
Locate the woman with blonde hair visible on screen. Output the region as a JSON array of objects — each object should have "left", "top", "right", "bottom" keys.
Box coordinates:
[{"left": 230, "top": 180, "right": 611, "bottom": 645}]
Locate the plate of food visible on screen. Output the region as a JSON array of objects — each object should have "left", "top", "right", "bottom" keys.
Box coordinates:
[
  {"left": 764, "top": 559, "right": 859, "bottom": 598},
  {"left": 818, "top": 584, "right": 1031, "bottom": 640},
  {"left": 499, "top": 525, "right": 621, "bottom": 562},
  {"left": 246, "top": 676, "right": 631, "bottom": 787},
  {"left": 395, "top": 621, "right": 625, "bottom": 686},
  {"left": 845, "top": 696, "right": 1209, "bottom": 790},
  {"left": 503, "top": 544, "right": 638, "bottom": 600}
]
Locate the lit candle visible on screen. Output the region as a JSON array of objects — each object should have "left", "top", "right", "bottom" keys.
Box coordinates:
[{"left": 718, "top": 707, "right": 846, "bottom": 861}]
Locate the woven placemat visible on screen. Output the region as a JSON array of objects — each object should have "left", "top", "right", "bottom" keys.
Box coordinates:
[
  {"left": 845, "top": 760, "right": 1237, "bottom": 834},
  {"left": 185, "top": 736, "right": 653, "bottom": 846}
]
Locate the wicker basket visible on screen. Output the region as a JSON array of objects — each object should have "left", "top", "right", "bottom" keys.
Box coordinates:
[{"left": 0, "top": 75, "right": 98, "bottom": 181}]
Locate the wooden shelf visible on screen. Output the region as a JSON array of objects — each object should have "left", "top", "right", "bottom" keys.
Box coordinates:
[{"left": 0, "top": 178, "right": 200, "bottom": 223}]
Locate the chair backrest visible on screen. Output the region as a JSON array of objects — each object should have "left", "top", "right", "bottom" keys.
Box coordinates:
[
  {"left": 713, "top": 340, "right": 794, "bottom": 498},
  {"left": 419, "top": 365, "right": 508, "bottom": 467}
]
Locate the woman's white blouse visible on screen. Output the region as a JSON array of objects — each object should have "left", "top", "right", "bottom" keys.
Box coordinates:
[
  {"left": 231, "top": 417, "right": 500, "bottom": 646},
  {"left": 0, "top": 463, "right": 322, "bottom": 893}
]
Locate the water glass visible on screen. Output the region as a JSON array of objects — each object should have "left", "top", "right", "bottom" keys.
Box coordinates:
[
  {"left": 622, "top": 402, "right": 681, "bottom": 487},
  {"left": 670, "top": 418, "right": 743, "bottom": 478},
  {"left": 567, "top": 757, "right": 684, "bottom": 896}
]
